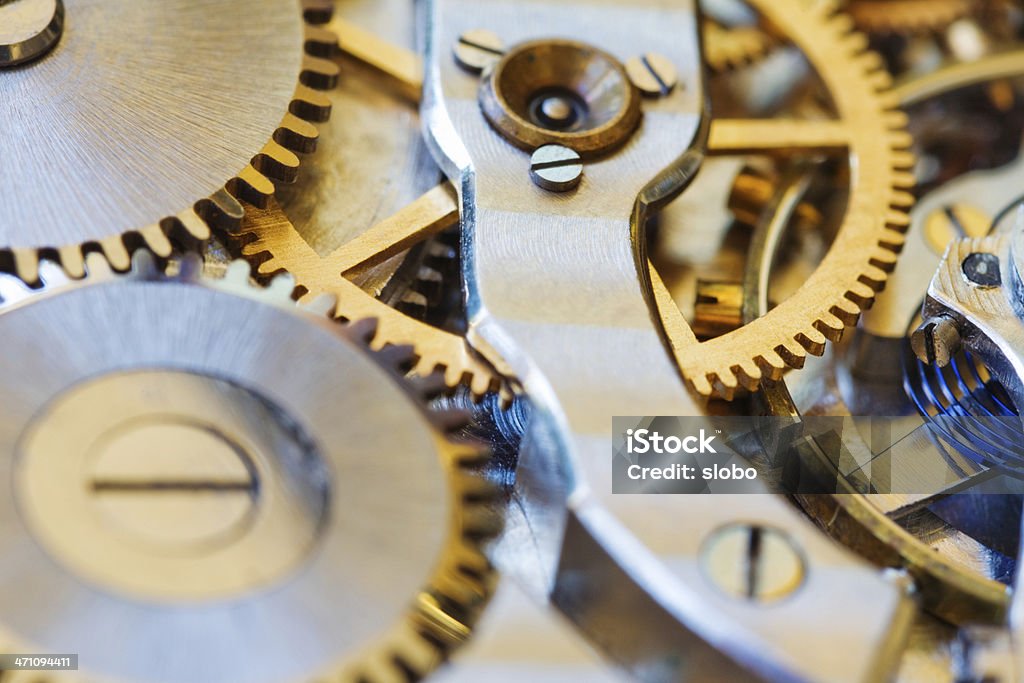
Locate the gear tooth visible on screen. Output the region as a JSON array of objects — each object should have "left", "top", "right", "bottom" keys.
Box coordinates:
[
  {"left": 859, "top": 264, "right": 889, "bottom": 289},
  {"left": 846, "top": 281, "right": 877, "bottom": 307},
  {"left": 754, "top": 352, "right": 786, "bottom": 380},
  {"left": 83, "top": 252, "right": 114, "bottom": 278},
  {"left": 885, "top": 209, "right": 911, "bottom": 230},
  {"left": 205, "top": 188, "right": 246, "bottom": 233},
  {"left": 275, "top": 112, "right": 321, "bottom": 154},
  {"left": 347, "top": 318, "right": 380, "bottom": 345},
  {"left": 178, "top": 253, "right": 203, "bottom": 280},
  {"left": 814, "top": 314, "right": 846, "bottom": 342},
  {"left": 100, "top": 236, "right": 131, "bottom": 271},
  {"left": 393, "top": 625, "right": 445, "bottom": 678},
  {"left": 831, "top": 12, "right": 857, "bottom": 34},
  {"left": 796, "top": 328, "right": 827, "bottom": 356},
  {"left": 891, "top": 172, "right": 915, "bottom": 192},
  {"left": 817, "top": 0, "right": 841, "bottom": 15},
  {"left": 230, "top": 166, "right": 276, "bottom": 208},
  {"left": 775, "top": 340, "right": 807, "bottom": 369},
  {"left": 867, "top": 69, "right": 893, "bottom": 90},
  {"left": 10, "top": 249, "right": 41, "bottom": 284},
  {"left": 224, "top": 259, "right": 254, "bottom": 284},
  {"left": 888, "top": 130, "right": 914, "bottom": 150},
  {"left": 374, "top": 343, "right": 418, "bottom": 372},
  {"left": 856, "top": 51, "right": 885, "bottom": 72},
  {"left": 303, "top": 292, "right": 338, "bottom": 316},
  {"left": 129, "top": 249, "right": 158, "bottom": 278},
  {"left": 0, "top": 272, "right": 33, "bottom": 306},
  {"left": 689, "top": 373, "right": 714, "bottom": 396},
  {"left": 869, "top": 247, "right": 899, "bottom": 272},
  {"left": 37, "top": 259, "right": 70, "bottom": 288},
  {"left": 890, "top": 150, "right": 916, "bottom": 170},
  {"left": 711, "top": 371, "right": 738, "bottom": 401},
  {"left": 56, "top": 245, "right": 85, "bottom": 279},
  {"left": 304, "top": 24, "right": 339, "bottom": 58},
  {"left": 885, "top": 111, "right": 910, "bottom": 130},
  {"left": 139, "top": 224, "right": 173, "bottom": 257},
  {"left": 267, "top": 271, "right": 297, "bottom": 300},
  {"left": 461, "top": 503, "right": 504, "bottom": 542},
  {"left": 252, "top": 140, "right": 301, "bottom": 184},
  {"left": 291, "top": 84, "right": 333, "bottom": 122},
  {"left": 889, "top": 190, "right": 915, "bottom": 209},
  {"left": 732, "top": 361, "right": 763, "bottom": 391},
  {"left": 831, "top": 298, "right": 861, "bottom": 325},
  {"left": 470, "top": 371, "right": 497, "bottom": 399},
  {"left": 301, "top": 54, "right": 341, "bottom": 90},
  {"left": 880, "top": 227, "right": 907, "bottom": 251}
]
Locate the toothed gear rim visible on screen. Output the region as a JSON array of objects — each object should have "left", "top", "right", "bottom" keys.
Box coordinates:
[
  {"left": 680, "top": 0, "right": 914, "bottom": 397},
  {"left": 0, "top": 253, "right": 496, "bottom": 683},
  {"left": 0, "top": 1, "right": 335, "bottom": 279},
  {"left": 847, "top": 0, "right": 974, "bottom": 35}
]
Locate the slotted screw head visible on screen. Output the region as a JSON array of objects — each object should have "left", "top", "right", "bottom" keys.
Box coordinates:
[
  {"left": 529, "top": 144, "right": 583, "bottom": 192},
  {"left": 453, "top": 29, "right": 504, "bottom": 74},
  {"left": 625, "top": 53, "right": 678, "bottom": 97},
  {"left": 700, "top": 523, "right": 805, "bottom": 602}
]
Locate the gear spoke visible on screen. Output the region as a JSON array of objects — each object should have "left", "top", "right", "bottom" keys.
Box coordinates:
[
  {"left": 708, "top": 119, "right": 851, "bottom": 155},
  {"left": 332, "top": 184, "right": 458, "bottom": 277},
  {"left": 328, "top": 16, "right": 423, "bottom": 102}
]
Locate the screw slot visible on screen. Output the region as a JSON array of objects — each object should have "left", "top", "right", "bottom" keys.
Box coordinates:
[
  {"left": 529, "top": 144, "right": 583, "bottom": 192},
  {"left": 700, "top": 523, "right": 806, "bottom": 602}
]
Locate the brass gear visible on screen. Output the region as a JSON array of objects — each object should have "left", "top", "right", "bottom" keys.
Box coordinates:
[
  {"left": 221, "top": 12, "right": 511, "bottom": 401},
  {"left": 0, "top": 0, "right": 338, "bottom": 283},
  {"left": 0, "top": 250, "right": 500, "bottom": 683},
  {"left": 228, "top": 196, "right": 509, "bottom": 400},
  {"left": 846, "top": 0, "right": 976, "bottom": 35},
  {"left": 656, "top": 0, "right": 915, "bottom": 398},
  {"left": 703, "top": 18, "right": 774, "bottom": 73}
]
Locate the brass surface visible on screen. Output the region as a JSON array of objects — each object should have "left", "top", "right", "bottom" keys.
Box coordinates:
[
  {"left": 478, "top": 39, "right": 642, "bottom": 156},
  {"left": 655, "top": 0, "right": 916, "bottom": 398}
]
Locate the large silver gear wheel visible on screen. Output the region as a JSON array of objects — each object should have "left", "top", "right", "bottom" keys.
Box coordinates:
[
  {"left": 0, "top": 0, "right": 338, "bottom": 282},
  {"left": 0, "top": 252, "right": 499, "bottom": 683}
]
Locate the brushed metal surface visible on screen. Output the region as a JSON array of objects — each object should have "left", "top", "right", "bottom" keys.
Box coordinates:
[
  {"left": 0, "top": 274, "right": 448, "bottom": 683},
  {"left": 422, "top": 1, "right": 912, "bottom": 681},
  {"left": 0, "top": 0, "right": 304, "bottom": 248}
]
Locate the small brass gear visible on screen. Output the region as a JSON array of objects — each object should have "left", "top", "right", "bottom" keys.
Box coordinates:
[
  {"left": 657, "top": 0, "right": 915, "bottom": 398},
  {"left": 703, "top": 18, "right": 774, "bottom": 73},
  {"left": 0, "top": 0, "right": 339, "bottom": 283},
  {"left": 0, "top": 250, "right": 501, "bottom": 683}
]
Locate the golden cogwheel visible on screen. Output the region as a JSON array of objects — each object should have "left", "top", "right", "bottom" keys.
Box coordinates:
[
  {"left": 0, "top": 251, "right": 500, "bottom": 683},
  {"left": 230, "top": 196, "right": 509, "bottom": 400},
  {"left": 846, "top": 0, "right": 975, "bottom": 35},
  {"left": 223, "top": 15, "right": 510, "bottom": 400},
  {"left": 656, "top": 0, "right": 915, "bottom": 398},
  {"left": 703, "top": 19, "right": 774, "bottom": 73},
  {"left": 0, "top": 0, "right": 338, "bottom": 283}
]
